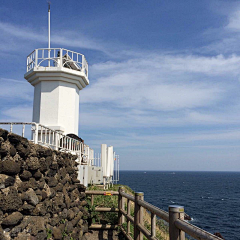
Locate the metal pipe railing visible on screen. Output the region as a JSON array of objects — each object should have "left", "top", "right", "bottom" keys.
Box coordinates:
[
  {"left": 26, "top": 48, "right": 88, "bottom": 78},
  {"left": 0, "top": 122, "right": 83, "bottom": 158}
]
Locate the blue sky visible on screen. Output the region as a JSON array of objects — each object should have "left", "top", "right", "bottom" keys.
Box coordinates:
[{"left": 1, "top": 0, "right": 240, "bottom": 171}]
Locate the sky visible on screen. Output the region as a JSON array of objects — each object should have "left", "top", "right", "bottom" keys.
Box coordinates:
[{"left": 1, "top": 0, "right": 240, "bottom": 171}]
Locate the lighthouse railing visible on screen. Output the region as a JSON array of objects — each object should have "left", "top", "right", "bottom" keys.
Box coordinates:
[
  {"left": 0, "top": 122, "right": 83, "bottom": 162},
  {"left": 26, "top": 48, "right": 88, "bottom": 78}
]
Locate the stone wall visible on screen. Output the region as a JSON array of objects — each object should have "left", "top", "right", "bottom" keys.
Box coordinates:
[{"left": 0, "top": 128, "right": 88, "bottom": 240}]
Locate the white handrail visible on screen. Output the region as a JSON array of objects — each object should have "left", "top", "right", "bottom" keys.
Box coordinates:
[
  {"left": 26, "top": 48, "right": 88, "bottom": 78},
  {"left": 0, "top": 122, "right": 119, "bottom": 180},
  {"left": 0, "top": 122, "right": 84, "bottom": 161}
]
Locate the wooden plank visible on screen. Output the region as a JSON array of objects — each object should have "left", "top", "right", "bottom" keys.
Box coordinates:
[
  {"left": 95, "top": 207, "right": 119, "bottom": 212},
  {"left": 85, "top": 190, "right": 119, "bottom": 195},
  {"left": 175, "top": 219, "right": 223, "bottom": 240},
  {"left": 89, "top": 224, "right": 118, "bottom": 230},
  {"left": 120, "top": 209, "right": 134, "bottom": 223},
  {"left": 151, "top": 212, "right": 156, "bottom": 237},
  {"left": 120, "top": 225, "right": 134, "bottom": 240},
  {"left": 127, "top": 199, "right": 131, "bottom": 234},
  {"left": 121, "top": 191, "right": 135, "bottom": 201},
  {"left": 137, "top": 223, "right": 158, "bottom": 240},
  {"left": 137, "top": 199, "right": 169, "bottom": 222}
]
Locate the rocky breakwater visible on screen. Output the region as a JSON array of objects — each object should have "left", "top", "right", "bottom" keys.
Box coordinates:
[{"left": 0, "top": 128, "right": 88, "bottom": 240}]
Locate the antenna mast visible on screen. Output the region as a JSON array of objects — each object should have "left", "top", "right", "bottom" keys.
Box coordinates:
[{"left": 48, "top": 2, "right": 51, "bottom": 49}]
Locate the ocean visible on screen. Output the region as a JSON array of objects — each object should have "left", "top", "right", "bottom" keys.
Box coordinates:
[{"left": 119, "top": 171, "right": 240, "bottom": 240}]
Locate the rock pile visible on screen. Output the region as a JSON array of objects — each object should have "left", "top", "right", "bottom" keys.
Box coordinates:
[{"left": 0, "top": 128, "right": 88, "bottom": 240}]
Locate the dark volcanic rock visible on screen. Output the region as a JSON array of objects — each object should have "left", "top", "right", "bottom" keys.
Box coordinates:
[
  {"left": 39, "top": 157, "right": 48, "bottom": 172},
  {"left": 26, "top": 188, "right": 39, "bottom": 206},
  {"left": 18, "top": 181, "right": 31, "bottom": 192},
  {"left": 0, "top": 174, "right": 15, "bottom": 189},
  {"left": 29, "top": 177, "right": 38, "bottom": 190},
  {"left": 26, "top": 157, "right": 40, "bottom": 171},
  {"left": 10, "top": 224, "right": 22, "bottom": 238},
  {"left": 24, "top": 216, "right": 47, "bottom": 236},
  {"left": 48, "top": 177, "right": 58, "bottom": 187},
  {"left": 2, "top": 212, "right": 23, "bottom": 226},
  {"left": 50, "top": 163, "right": 58, "bottom": 170},
  {"left": 21, "top": 203, "right": 35, "bottom": 215},
  {"left": 67, "top": 209, "right": 75, "bottom": 220},
  {"left": 46, "top": 169, "right": 57, "bottom": 177},
  {"left": 33, "top": 170, "right": 42, "bottom": 180},
  {"left": 8, "top": 134, "right": 30, "bottom": 158},
  {"left": 54, "top": 183, "right": 63, "bottom": 192},
  {"left": 66, "top": 166, "right": 75, "bottom": 174},
  {"left": 0, "top": 143, "right": 9, "bottom": 158},
  {"left": 214, "top": 232, "right": 224, "bottom": 239},
  {"left": 60, "top": 208, "right": 68, "bottom": 219},
  {"left": 38, "top": 149, "right": 52, "bottom": 158},
  {"left": 20, "top": 170, "right": 32, "bottom": 181},
  {"left": 8, "top": 134, "right": 23, "bottom": 145},
  {"left": 52, "top": 227, "right": 62, "bottom": 240},
  {"left": 184, "top": 213, "right": 192, "bottom": 221},
  {"left": 66, "top": 221, "right": 74, "bottom": 233},
  {"left": 32, "top": 203, "right": 47, "bottom": 216},
  {"left": 0, "top": 128, "right": 87, "bottom": 240},
  {"left": 9, "top": 146, "right": 16, "bottom": 157},
  {"left": 71, "top": 211, "right": 83, "bottom": 227},
  {"left": 1, "top": 160, "right": 20, "bottom": 175},
  {"left": 41, "top": 190, "right": 48, "bottom": 200},
  {"left": 50, "top": 215, "right": 60, "bottom": 226},
  {"left": 0, "top": 129, "right": 8, "bottom": 141},
  {"left": 0, "top": 187, "right": 22, "bottom": 212},
  {"left": 16, "top": 143, "right": 30, "bottom": 158}
]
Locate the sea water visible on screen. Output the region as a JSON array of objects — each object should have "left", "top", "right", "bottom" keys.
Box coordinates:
[{"left": 119, "top": 171, "right": 240, "bottom": 240}]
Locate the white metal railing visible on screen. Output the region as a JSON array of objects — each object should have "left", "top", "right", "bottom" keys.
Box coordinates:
[
  {"left": 0, "top": 122, "right": 120, "bottom": 183},
  {"left": 0, "top": 122, "right": 83, "bottom": 162},
  {"left": 26, "top": 48, "right": 88, "bottom": 77}
]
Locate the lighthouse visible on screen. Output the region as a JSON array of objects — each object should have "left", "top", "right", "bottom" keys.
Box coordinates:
[{"left": 24, "top": 5, "right": 89, "bottom": 136}]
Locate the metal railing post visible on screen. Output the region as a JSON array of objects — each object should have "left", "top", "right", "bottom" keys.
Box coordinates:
[
  {"left": 169, "top": 205, "right": 184, "bottom": 240},
  {"left": 34, "top": 123, "right": 39, "bottom": 144},
  {"left": 35, "top": 49, "right": 38, "bottom": 67},
  {"left": 82, "top": 55, "right": 85, "bottom": 73},
  {"left": 118, "top": 187, "right": 124, "bottom": 225},
  {"left": 22, "top": 124, "right": 25, "bottom": 137},
  {"left": 60, "top": 48, "right": 63, "bottom": 68},
  {"left": 54, "top": 132, "right": 58, "bottom": 150},
  {"left": 134, "top": 192, "right": 144, "bottom": 240}
]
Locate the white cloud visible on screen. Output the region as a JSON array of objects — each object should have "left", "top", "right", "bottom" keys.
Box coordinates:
[
  {"left": 0, "top": 78, "right": 33, "bottom": 101},
  {"left": 84, "top": 126, "right": 240, "bottom": 149},
  {"left": 82, "top": 53, "right": 235, "bottom": 114},
  {"left": 226, "top": 10, "right": 240, "bottom": 31},
  {"left": 1, "top": 106, "right": 32, "bottom": 122},
  {"left": 0, "top": 22, "right": 107, "bottom": 53}
]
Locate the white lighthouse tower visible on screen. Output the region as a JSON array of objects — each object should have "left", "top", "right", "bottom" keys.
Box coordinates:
[{"left": 24, "top": 5, "right": 89, "bottom": 135}]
